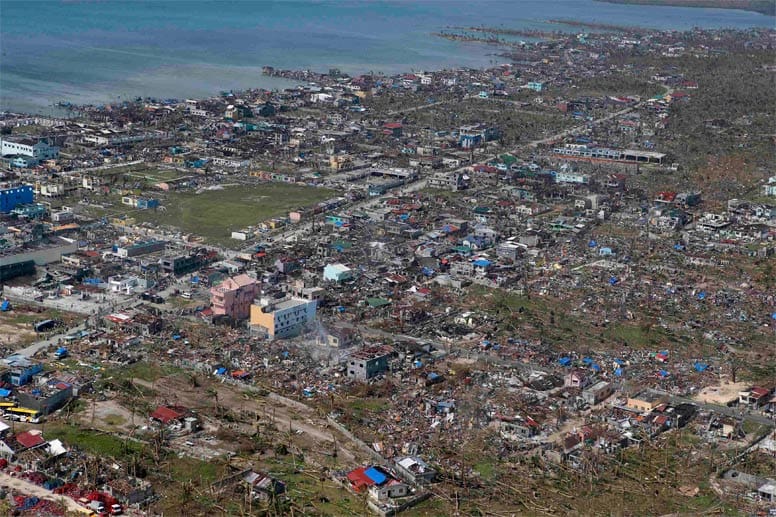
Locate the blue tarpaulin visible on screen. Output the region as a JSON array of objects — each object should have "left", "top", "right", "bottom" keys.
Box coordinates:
[
  {"left": 473, "top": 259, "right": 491, "bottom": 267},
  {"left": 658, "top": 370, "right": 670, "bottom": 378},
  {"left": 172, "top": 335, "right": 181, "bottom": 340},
  {"left": 413, "top": 360, "right": 422, "bottom": 368},
  {"left": 697, "top": 291, "right": 706, "bottom": 300},
  {"left": 614, "top": 368, "right": 623, "bottom": 377},
  {"left": 592, "top": 363, "right": 601, "bottom": 372},
  {"left": 364, "top": 467, "right": 387, "bottom": 485},
  {"left": 0, "top": 389, "right": 11, "bottom": 398},
  {"left": 582, "top": 357, "right": 594, "bottom": 365},
  {"left": 215, "top": 367, "right": 227, "bottom": 375},
  {"left": 0, "top": 301, "right": 10, "bottom": 311},
  {"left": 559, "top": 357, "right": 572, "bottom": 366},
  {"left": 614, "top": 358, "right": 625, "bottom": 365},
  {"left": 609, "top": 276, "right": 619, "bottom": 286},
  {"left": 588, "top": 240, "right": 598, "bottom": 248},
  {"left": 694, "top": 362, "right": 709, "bottom": 372}
]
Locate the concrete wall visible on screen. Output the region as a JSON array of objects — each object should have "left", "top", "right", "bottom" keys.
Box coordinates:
[{"left": 0, "top": 239, "right": 78, "bottom": 266}]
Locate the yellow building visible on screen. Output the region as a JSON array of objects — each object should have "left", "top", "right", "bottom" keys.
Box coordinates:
[
  {"left": 250, "top": 297, "right": 317, "bottom": 339},
  {"left": 330, "top": 154, "right": 351, "bottom": 171},
  {"left": 626, "top": 391, "right": 665, "bottom": 412}
]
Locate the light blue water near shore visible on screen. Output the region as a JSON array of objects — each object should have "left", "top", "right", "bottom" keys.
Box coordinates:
[{"left": 0, "top": 0, "right": 770, "bottom": 114}]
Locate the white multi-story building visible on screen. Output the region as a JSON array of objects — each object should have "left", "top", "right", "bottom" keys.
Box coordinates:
[
  {"left": 250, "top": 296, "right": 317, "bottom": 339},
  {"left": 0, "top": 137, "right": 59, "bottom": 163},
  {"left": 555, "top": 171, "right": 590, "bottom": 184}
]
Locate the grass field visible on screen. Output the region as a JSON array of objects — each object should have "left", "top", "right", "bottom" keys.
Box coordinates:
[
  {"left": 45, "top": 424, "right": 143, "bottom": 459},
  {"left": 129, "top": 183, "right": 334, "bottom": 247}
]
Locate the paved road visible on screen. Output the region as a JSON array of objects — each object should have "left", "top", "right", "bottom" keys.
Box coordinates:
[
  {"left": 652, "top": 389, "right": 776, "bottom": 427},
  {"left": 14, "top": 323, "right": 88, "bottom": 358}
]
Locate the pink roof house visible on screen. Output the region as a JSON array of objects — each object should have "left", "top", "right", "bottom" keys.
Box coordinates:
[{"left": 210, "top": 274, "right": 259, "bottom": 320}]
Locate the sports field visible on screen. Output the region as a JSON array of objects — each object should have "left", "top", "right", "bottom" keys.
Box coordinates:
[{"left": 132, "top": 183, "right": 333, "bottom": 246}]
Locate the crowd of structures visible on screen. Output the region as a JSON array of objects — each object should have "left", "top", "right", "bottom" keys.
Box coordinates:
[{"left": 0, "top": 21, "right": 774, "bottom": 517}]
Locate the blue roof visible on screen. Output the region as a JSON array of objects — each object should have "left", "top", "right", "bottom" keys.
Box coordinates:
[
  {"left": 364, "top": 467, "right": 387, "bottom": 485},
  {"left": 473, "top": 259, "right": 491, "bottom": 267}
]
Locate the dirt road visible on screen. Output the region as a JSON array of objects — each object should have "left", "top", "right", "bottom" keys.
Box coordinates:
[
  {"left": 0, "top": 471, "right": 84, "bottom": 513},
  {"left": 133, "top": 375, "right": 358, "bottom": 462}
]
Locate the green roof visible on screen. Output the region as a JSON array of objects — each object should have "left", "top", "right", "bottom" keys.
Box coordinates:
[
  {"left": 331, "top": 240, "right": 353, "bottom": 249},
  {"left": 366, "top": 297, "right": 392, "bottom": 308}
]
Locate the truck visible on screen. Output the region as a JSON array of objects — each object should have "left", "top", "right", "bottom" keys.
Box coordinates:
[
  {"left": 141, "top": 292, "right": 164, "bottom": 304},
  {"left": 86, "top": 491, "right": 122, "bottom": 515}
]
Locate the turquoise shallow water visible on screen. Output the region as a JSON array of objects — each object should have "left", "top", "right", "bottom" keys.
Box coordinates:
[{"left": 0, "top": 0, "right": 770, "bottom": 114}]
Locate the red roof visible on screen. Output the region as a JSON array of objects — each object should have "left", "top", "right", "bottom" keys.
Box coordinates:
[
  {"left": 150, "top": 405, "right": 185, "bottom": 424},
  {"left": 751, "top": 387, "right": 771, "bottom": 398},
  {"left": 383, "top": 122, "right": 403, "bottom": 129},
  {"left": 657, "top": 191, "right": 677, "bottom": 201},
  {"left": 347, "top": 467, "right": 374, "bottom": 491},
  {"left": 15, "top": 431, "right": 45, "bottom": 449}
]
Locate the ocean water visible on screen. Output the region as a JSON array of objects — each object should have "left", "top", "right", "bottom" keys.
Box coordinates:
[{"left": 0, "top": 0, "right": 770, "bottom": 114}]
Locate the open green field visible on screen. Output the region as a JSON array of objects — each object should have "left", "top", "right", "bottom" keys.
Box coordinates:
[
  {"left": 131, "top": 183, "right": 334, "bottom": 247},
  {"left": 45, "top": 424, "right": 143, "bottom": 459},
  {"left": 91, "top": 163, "right": 190, "bottom": 183}
]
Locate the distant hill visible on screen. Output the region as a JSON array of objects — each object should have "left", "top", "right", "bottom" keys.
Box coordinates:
[{"left": 597, "top": 0, "right": 776, "bottom": 16}]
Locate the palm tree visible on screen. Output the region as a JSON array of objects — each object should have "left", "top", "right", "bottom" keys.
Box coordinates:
[{"left": 207, "top": 387, "right": 219, "bottom": 415}]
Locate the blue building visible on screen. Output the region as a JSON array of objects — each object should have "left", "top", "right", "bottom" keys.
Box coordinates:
[
  {"left": 0, "top": 185, "right": 34, "bottom": 213},
  {"left": 2, "top": 354, "right": 43, "bottom": 386}
]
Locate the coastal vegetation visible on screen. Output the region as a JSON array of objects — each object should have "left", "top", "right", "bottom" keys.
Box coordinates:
[{"left": 597, "top": 0, "right": 776, "bottom": 16}]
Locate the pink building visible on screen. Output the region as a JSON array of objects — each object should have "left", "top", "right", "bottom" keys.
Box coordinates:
[{"left": 210, "top": 274, "right": 259, "bottom": 320}]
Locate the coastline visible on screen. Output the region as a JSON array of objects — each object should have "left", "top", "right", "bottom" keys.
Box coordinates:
[{"left": 596, "top": 0, "right": 776, "bottom": 16}]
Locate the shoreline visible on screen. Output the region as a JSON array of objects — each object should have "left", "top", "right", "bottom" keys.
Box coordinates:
[{"left": 596, "top": 0, "right": 776, "bottom": 16}]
